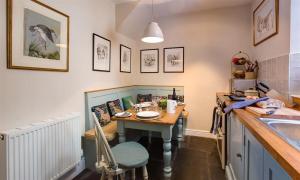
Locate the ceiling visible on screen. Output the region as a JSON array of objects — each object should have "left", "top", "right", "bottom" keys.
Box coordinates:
[{"left": 114, "top": 0, "right": 252, "bottom": 40}]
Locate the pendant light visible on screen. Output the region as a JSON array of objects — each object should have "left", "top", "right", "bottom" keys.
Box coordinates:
[{"left": 141, "top": 0, "right": 164, "bottom": 43}]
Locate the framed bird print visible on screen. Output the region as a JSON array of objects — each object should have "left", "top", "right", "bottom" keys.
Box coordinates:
[
  {"left": 140, "top": 49, "right": 159, "bottom": 73},
  {"left": 7, "top": 0, "right": 70, "bottom": 72},
  {"left": 120, "top": 44, "right": 131, "bottom": 73},
  {"left": 93, "top": 34, "right": 111, "bottom": 72}
]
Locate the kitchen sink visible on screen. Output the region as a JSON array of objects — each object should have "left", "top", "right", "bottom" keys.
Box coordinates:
[{"left": 259, "top": 118, "right": 300, "bottom": 151}]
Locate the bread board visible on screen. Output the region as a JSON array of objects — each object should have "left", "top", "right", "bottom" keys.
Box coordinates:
[{"left": 246, "top": 107, "right": 300, "bottom": 117}]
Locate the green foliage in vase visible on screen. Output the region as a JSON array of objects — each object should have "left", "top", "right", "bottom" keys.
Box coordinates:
[{"left": 159, "top": 99, "right": 167, "bottom": 109}]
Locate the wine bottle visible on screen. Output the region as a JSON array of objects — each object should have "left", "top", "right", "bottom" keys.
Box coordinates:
[{"left": 172, "top": 88, "right": 177, "bottom": 100}]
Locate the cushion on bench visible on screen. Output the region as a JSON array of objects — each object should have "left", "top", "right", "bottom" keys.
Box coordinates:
[
  {"left": 122, "top": 96, "right": 134, "bottom": 110},
  {"left": 107, "top": 99, "right": 123, "bottom": 116},
  {"left": 91, "top": 104, "right": 111, "bottom": 127},
  {"left": 137, "top": 94, "right": 152, "bottom": 103}
]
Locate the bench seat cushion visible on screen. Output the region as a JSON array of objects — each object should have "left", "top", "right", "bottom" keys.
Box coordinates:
[{"left": 84, "top": 121, "right": 117, "bottom": 141}]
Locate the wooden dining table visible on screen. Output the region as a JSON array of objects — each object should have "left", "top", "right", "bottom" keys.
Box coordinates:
[{"left": 112, "top": 105, "right": 186, "bottom": 178}]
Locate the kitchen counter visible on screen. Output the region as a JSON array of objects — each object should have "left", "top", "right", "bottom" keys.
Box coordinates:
[{"left": 217, "top": 93, "right": 300, "bottom": 179}]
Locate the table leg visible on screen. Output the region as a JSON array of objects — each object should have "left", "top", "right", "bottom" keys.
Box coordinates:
[
  {"left": 117, "top": 121, "right": 126, "bottom": 143},
  {"left": 183, "top": 117, "right": 187, "bottom": 138},
  {"left": 162, "top": 126, "right": 172, "bottom": 178},
  {"left": 176, "top": 116, "right": 184, "bottom": 148}
]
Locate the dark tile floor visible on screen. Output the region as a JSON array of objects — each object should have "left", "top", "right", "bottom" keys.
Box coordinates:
[{"left": 74, "top": 136, "right": 226, "bottom": 180}]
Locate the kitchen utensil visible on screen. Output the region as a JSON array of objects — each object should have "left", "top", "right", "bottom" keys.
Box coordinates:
[{"left": 256, "top": 82, "right": 270, "bottom": 94}]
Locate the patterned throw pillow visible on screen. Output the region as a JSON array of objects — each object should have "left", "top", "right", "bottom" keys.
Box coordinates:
[
  {"left": 137, "top": 94, "right": 152, "bottom": 103},
  {"left": 168, "top": 95, "right": 184, "bottom": 102},
  {"left": 91, "top": 104, "right": 111, "bottom": 127},
  {"left": 122, "top": 96, "right": 134, "bottom": 110},
  {"left": 107, "top": 99, "right": 123, "bottom": 116}
]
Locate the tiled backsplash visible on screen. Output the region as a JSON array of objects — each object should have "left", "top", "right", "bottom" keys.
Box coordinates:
[
  {"left": 290, "top": 53, "right": 300, "bottom": 95},
  {"left": 258, "top": 54, "right": 290, "bottom": 97}
]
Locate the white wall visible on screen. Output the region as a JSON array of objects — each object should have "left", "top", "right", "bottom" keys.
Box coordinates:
[
  {"left": 135, "top": 6, "right": 252, "bottom": 131},
  {"left": 251, "top": 0, "right": 291, "bottom": 60},
  {"left": 0, "top": 0, "right": 138, "bottom": 132}
]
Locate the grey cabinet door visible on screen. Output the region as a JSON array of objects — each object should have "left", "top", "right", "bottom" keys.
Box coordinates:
[
  {"left": 229, "top": 113, "right": 244, "bottom": 180},
  {"left": 263, "top": 149, "right": 291, "bottom": 180},
  {"left": 244, "top": 128, "right": 264, "bottom": 180}
]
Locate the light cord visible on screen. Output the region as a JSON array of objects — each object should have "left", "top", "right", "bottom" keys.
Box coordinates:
[{"left": 152, "top": 0, "right": 154, "bottom": 21}]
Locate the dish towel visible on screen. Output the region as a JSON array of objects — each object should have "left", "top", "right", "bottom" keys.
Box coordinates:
[{"left": 224, "top": 97, "right": 269, "bottom": 113}]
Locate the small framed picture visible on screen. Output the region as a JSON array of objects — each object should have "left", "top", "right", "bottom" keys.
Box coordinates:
[
  {"left": 253, "top": 0, "right": 279, "bottom": 46},
  {"left": 120, "top": 44, "right": 131, "bottom": 73},
  {"left": 7, "top": 0, "right": 69, "bottom": 72},
  {"left": 140, "top": 49, "right": 159, "bottom": 73},
  {"left": 93, "top": 33, "right": 111, "bottom": 72},
  {"left": 164, "top": 47, "right": 184, "bottom": 73}
]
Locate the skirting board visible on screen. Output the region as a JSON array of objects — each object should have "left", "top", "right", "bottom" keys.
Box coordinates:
[
  {"left": 185, "top": 129, "right": 217, "bottom": 139},
  {"left": 58, "top": 158, "right": 85, "bottom": 180}
]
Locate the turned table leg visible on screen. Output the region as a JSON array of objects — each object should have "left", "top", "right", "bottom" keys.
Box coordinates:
[
  {"left": 162, "top": 126, "right": 172, "bottom": 178},
  {"left": 177, "top": 116, "right": 184, "bottom": 146},
  {"left": 117, "top": 121, "right": 126, "bottom": 143}
]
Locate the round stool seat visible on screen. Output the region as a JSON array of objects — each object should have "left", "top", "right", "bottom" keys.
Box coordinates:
[{"left": 111, "top": 142, "right": 149, "bottom": 169}]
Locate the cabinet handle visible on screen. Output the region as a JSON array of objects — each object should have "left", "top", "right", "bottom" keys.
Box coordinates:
[
  {"left": 269, "top": 168, "right": 273, "bottom": 180},
  {"left": 236, "top": 153, "right": 242, "bottom": 160}
]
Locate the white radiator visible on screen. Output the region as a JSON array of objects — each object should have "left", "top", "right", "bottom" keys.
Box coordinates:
[{"left": 0, "top": 113, "right": 81, "bottom": 180}]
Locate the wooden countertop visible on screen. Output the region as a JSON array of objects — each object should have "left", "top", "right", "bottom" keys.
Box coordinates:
[
  {"left": 216, "top": 93, "right": 300, "bottom": 179},
  {"left": 112, "top": 105, "right": 186, "bottom": 125}
]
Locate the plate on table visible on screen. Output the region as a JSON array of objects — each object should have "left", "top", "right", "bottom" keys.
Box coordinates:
[
  {"left": 115, "top": 112, "right": 132, "bottom": 118},
  {"left": 136, "top": 111, "right": 160, "bottom": 118}
]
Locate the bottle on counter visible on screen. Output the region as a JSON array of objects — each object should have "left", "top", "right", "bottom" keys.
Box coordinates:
[{"left": 172, "top": 88, "right": 177, "bottom": 100}]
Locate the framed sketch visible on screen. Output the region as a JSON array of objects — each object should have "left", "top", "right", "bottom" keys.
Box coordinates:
[
  {"left": 140, "top": 49, "right": 159, "bottom": 73},
  {"left": 253, "top": 0, "right": 279, "bottom": 46},
  {"left": 7, "top": 0, "right": 69, "bottom": 72},
  {"left": 93, "top": 33, "right": 111, "bottom": 72},
  {"left": 120, "top": 44, "right": 131, "bottom": 73},
  {"left": 163, "top": 47, "right": 184, "bottom": 73}
]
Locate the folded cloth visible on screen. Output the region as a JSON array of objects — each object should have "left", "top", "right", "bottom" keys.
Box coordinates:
[{"left": 224, "top": 97, "right": 269, "bottom": 113}]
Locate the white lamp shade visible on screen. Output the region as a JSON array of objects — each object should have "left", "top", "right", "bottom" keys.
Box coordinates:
[{"left": 141, "top": 22, "right": 164, "bottom": 43}]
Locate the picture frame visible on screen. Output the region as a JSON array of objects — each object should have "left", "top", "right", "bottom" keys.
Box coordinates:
[
  {"left": 253, "top": 0, "right": 279, "bottom": 46},
  {"left": 163, "top": 47, "right": 184, "bottom": 73},
  {"left": 120, "top": 44, "right": 131, "bottom": 73},
  {"left": 140, "top": 49, "right": 159, "bottom": 73},
  {"left": 93, "top": 33, "right": 111, "bottom": 72},
  {"left": 7, "top": 0, "right": 70, "bottom": 72}
]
